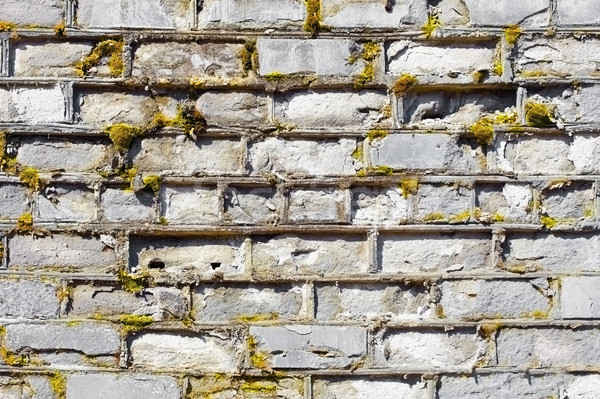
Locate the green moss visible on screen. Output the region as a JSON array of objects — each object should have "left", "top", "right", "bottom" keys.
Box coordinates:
[
  {"left": 366, "top": 129, "right": 388, "bottom": 141},
  {"left": 423, "top": 212, "right": 445, "bottom": 222},
  {"left": 492, "top": 48, "right": 504, "bottom": 76},
  {"left": 158, "top": 216, "right": 168, "bottom": 226},
  {"left": 74, "top": 39, "right": 123, "bottom": 77},
  {"left": 525, "top": 102, "right": 553, "bottom": 127},
  {"left": 54, "top": 22, "right": 66, "bottom": 36},
  {"left": 142, "top": 175, "right": 161, "bottom": 196},
  {"left": 354, "top": 63, "right": 375, "bottom": 88},
  {"left": 119, "top": 314, "right": 153, "bottom": 334},
  {"left": 392, "top": 74, "right": 418, "bottom": 97},
  {"left": 119, "top": 166, "right": 137, "bottom": 190},
  {"left": 240, "top": 381, "right": 277, "bottom": 394},
  {"left": 361, "top": 41, "right": 381, "bottom": 62},
  {"left": 470, "top": 118, "right": 494, "bottom": 146},
  {"left": 495, "top": 111, "right": 518, "bottom": 124},
  {"left": 520, "top": 70, "right": 546, "bottom": 78},
  {"left": 16, "top": 213, "right": 33, "bottom": 234},
  {"left": 303, "top": 0, "right": 321, "bottom": 34},
  {"left": 478, "top": 323, "right": 501, "bottom": 339},
  {"left": 149, "top": 105, "right": 207, "bottom": 136},
  {"left": 493, "top": 213, "right": 506, "bottom": 222},
  {"left": 540, "top": 215, "right": 556, "bottom": 229},
  {"left": 422, "top": 13, "right": 441, "bottom": 39},
  {"left": 504, "top": 24, "right": 522, "bottom": 46},
  {"left": 356, "top": 169, "right": 367, "bottom": 177},
  {"left": 240, "top": 40, "right": 258, "bottom": 73},
  {"left": 247, "top": 335, "right": 271, "bottom": 370},
  {"left": 19, "top": 167, "right": 41, "bottom": 191},
  {"left": 105, "top": 124, "right": 143, "bottom": 153},
  {"left": 399, "top": 179, "right": 419, "bottom": 198},
  {"left": 0, "top": 22, "right": 16, "bottom": 32},
  {"left": 265, "top": 72, "right": 285, "bottom": 82},
  {"left": 351, "top": 42, "right": 381, "bottom": 89},
  {"left": 507, "top": 126, "right": 525, "bottom": 134},
  {"left": 235, "top": 313, "right": 279, "bottom": 323},
  {"left": 352, "top": 146, "right": 363, "bottom": 160},
  {"left": 49, "top": 372, "right": 66, "bottom": 399},
  {"left": 117, "top": 269, "right": 151, "bottom": 293}
]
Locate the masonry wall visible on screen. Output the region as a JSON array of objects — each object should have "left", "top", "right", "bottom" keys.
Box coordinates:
[{"left": 0, "top": 0, "right": 599, "bottom": 398}]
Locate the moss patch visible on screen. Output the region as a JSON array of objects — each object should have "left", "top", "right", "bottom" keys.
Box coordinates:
[
  {"left": 540, "top": 215, "right": 556, "bottom": 229},
  {"left": 399, "top": 179, "right": 419, "bottom": 198},
  {"left": 74, "top": 39, "right": 124, "bottom": 78},
  {"left": 265, "top": 72, "right": 285, "bottom": 82},
  {"left": 304, "top": 0, "right": 321, "bottom": 35},
  {"left": 247, "top": 335, "right": 271, "bottom": 371},
  {"left": 54, "top": 22, "right": 66, "bottom": 36},
  {"left": 0, "top": 22, "right": 16, "bottom": 32},
  {"left": 105, "top": 124, "right": 143, "bottom": 153},
  {"left": 117, "top": 269, "right": 151, "bottom": 293},
  {"left": 142, "top": 175, "right": 161, "bottom": 196},
  {"left": 19, "top": 167, "right": 41, "bottom": 191},
  {"left": 149, "top": 104, "right": 207, "bottom": 137},
  {"left": 119, "top": 314, "right": 153, "bottom": 334},
  {"left": 352, "top": 41, "right": 381, "bottom": 89},
  {"left": 240, "top": 381, "right": 277, "bottom": 394},
  {"left": 366, "top": 129, "right": 388, "bottom": 141},
  {"left": 470, "top": 118, "right": 494, "bottom": 146},
  {"left": 16, "top": 213, "right": 33, "bottom": 234},
  {"left": 392, "top": 74, "right": 418, "bottom": 97},
  {"left": 49, "top": 372, "right": 66, "bottom": 399},
  {"left": 422, "top": 13, "right": 441, "bottom": 39},
  {"left": 235, "top": 313, "right": 279, "bottom": 323},
  {"left": 525, "top": 102, "right": 553, "bottom": 127},
  {"left": 504, "top": 24, "right": 522, "bottom": 46},
  {"left": 240, "top": 40, "right": 258, "bottom": 74}
]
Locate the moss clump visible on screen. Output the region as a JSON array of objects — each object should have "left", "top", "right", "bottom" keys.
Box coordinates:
[
  {"left": 0, "top": 22, "right": 16, "bottom": 32},
  {"left": 240, "top": 40, "right": 258, "bottom": 73},
  {"left": 525, "top": 102, "right": 553, "bottom": 127},
  {"left": 117, "top": 269, "right": 151, "bottom": 293},
  {"left": 149, "top": 104, "right": 207, "bottom": 137},
  {"left": 540, "top": 215, "right": 556, "bottom": 229},
  {"left": 350, "top": 41, "right": 381, "bottom": 89},
  {"left": 16, "top": 213, "right": 33, "bottom": 234},
  {"left": 19, "top": 167, "right": 41, "bottom": 191},
  {"left": 49, "top": 372, "right": 66, "bottom": 399},
  {"left": 105, "top": 124, "right": 143, "bottom": 153},
  {"left": 0, "top": 132, "right": 18, "bottom": 175},
  {"left": 119, "top": 314, "right": 153, "bottom": 334},
  {"left": 422, "top": 13, "right": 441, "bottom": 39},
  {"left": 74, "top": 39, "right": 123, "bottom": 77},
  {"left": 265, "top": 72, "right": 285, "bottom": 82},
  {"left": 368, "top": 166, "right": 394, "bottom": 175},
  {"left": 361, "top": 41, "right": 381, "bottom": 62},
  {"left": 235, "top": 313, "right": 279, "bottom": 323},
  {"left": 504, "top": 24, "right": 522, "bottom": 46},
  {"left": 158, "top": 216, "right": 168, "bottom": 226},
  {"left": 478, "top": 323, "right": 501, "bottom": 339},
  {"left": 366, "top": 129, "right": 388, "bottom": 141},
  {"left": 1, "top": 347, "right": 29, "bottom": 367},
  {"left": 495, "top": 111, "right": 518, "bottom": 124},
  {"left": 304, "top": 0, "right": 321, "bottom": 34},
  {"left": 354, "top": 63, "right": 375, "bottom": 88},
  {"left": 470, "top": 118, "right": 494, "bottom": 146},
  {"left": 423, "top": 212, "right": 445, "bottom": 222},
  {"left": 493, "top": 213, "right": 506, "bottom": 222},
  {"left": 473, "top": 70, "right": 489, "bottom": 83},
  {"left": 247, "top": 335, "right": 271, "bottom": 370},
  {"left": 240, "top": 381, "right": 277, "bottom": 394},
  {"left": 54, "top": 22, "right": 66, "bottom": 36},
  {"left": 392, "top": 74, "right": 418, "bottom": 97},
  {"left": 450, "top": 210, "right": 471, "bottom": 223},
  {"left": 352, "top": 146, "right": 363, "bottom": 160},
  {"left": 142, "top": 175, "right": 161, "bottom": 196},
  {"left": 399, "top": 180, "right": 419, "bottom": 198}
]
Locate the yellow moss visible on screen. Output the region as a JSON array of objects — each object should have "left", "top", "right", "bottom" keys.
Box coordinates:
[
  {"left": 584, "top": 206, "right": 595, "bottom": 219},
  {"left": 149, "top": 105, "right": 207, "bottom": 137},
  {"left": 117, "top": 269, "right": 150, "bottom": 293},
  {"left": 0, "top": 22, "right": 16, "bottom": 32},
  {"left": 247, "top": 335, "right": 271, "bottom": 370},
  {"left": 119, "top": 166, "right": 137, "bottom": 190},
  {"left": 392, "top": 74, "right": 418, "bottom": 97},
  {"left": 74, "top": 39, "right": 123, "bottom": 77},
  {"left": 478, "top": 323, "right": 501, "bottom": 339},
  {"left": 16, "top": 213, "right": 33, "bottom": 234},
  {"left": 352, "top": 146, "right": 364, "bottom": 160},
  {"left": 473, "top": 70, "right": 489, "bottom": 83},
  {"left": 240, "top": 40, "right": 257, "bottom": 73},
  {"left": 435, "top": 304, "right": 446, "bottom": 319},
  {"left": 520, "top": 70, "right": 546, "bottom": 78},
  {"left": 504, "top": 24, "right": 522, "bottom": 46},
  {"left": 265, "top": 72, "right": 285, "bottom": 82},
  {"left": 507, "top": 125, "right": 525, "bottom": 134},
  {"left": 66, "top": 320, "right": 80, "bottom": 327},
  {"left": 422, "top": 13, "right": 441, "bottom": 39},
  {"left": 361, "top": 41, "right": 381, "bottom": 62},
  {"left": 470, "top": 118, "right": 494, "bottom": 146},
  {"left": 399, "top": 179, "right": 419, "bottom": 198},
  {"left": 49, "top": 372, "right": 66, "bottom": 399},
  {"left": 540, "top": 215, "right": 556, "bottom": 229},
  {"left": 304, "top": 0, "right": 321, "bottom": 34},
  {"left": 495, "top": 111, "right": 518, "bottom": 125},
  {"left": 1, "top": 347, "right": 29, "bottom": 367},
  {"left": 235, "top": 313, "right": 279, "bottom": 323},
  {"left": 450, "top": 210, "right": 471, "bottom": 223},
  {"left": 527, "top": 310, "right": 549, "bottom": 319},
  {"left": 105, "top": 124, "right": 143, "bottom": 152},
  {"left": 56, "top": 286, "right": 72, "bottom": 302},
  {"left": 119, "top": 314, "right": 153, "bottom": 333},
  {"left": 188, "top": 77, "right": 206, "bottom": 88},
  {"left": 158, "top": 216, "right": 168, "bottom": 226},
  {"left": 525, "top": 102, "right": 553, "bottom": 127},
  {"left": 423, "top": 212, "right": 445, "bottom": 222},
  {"left": 368, "top": 165, "right": 394, "bottom": 175},
  {"left": 19, "top": 167, "right": 41, "bottom": 191},
  {"left": 240, "top": 381, "right": 277, "bottom": 394},
  {"left": 182, "top": 317, "right": 194, "bottom": 327},
  {"left": 493, "top": 213, "right": 506, "bottom": 222},
  {"left": 356, "top": 169, "right": 366, "bottom": 177},
  {"left": 492, "top": 48, "right": 504, "bottom": 76},
  {"left": 381, "top": 104, "right": 392, "bottom": 119},
  {"left": 54, "top": 21, "right": 66, "bottom": 36},
  {"left": 142, "top": 175, "right": 161, "bottom": 196},
  {"left": 354, "top": 63, "right": 375, "bottom": 88},
  {"left": 366, "top": 129, "right": 388, "bottom": 141}
]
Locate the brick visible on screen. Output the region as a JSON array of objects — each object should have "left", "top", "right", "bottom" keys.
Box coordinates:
[
  {"left": 257, "top": 39, "right": 364, "bottom": 76},
  {"left": 130, "top": 236, "right": 246, "bottom": 277},
  {"left": 198, "top": 0, "right": 305, "bottom": 29},
  {"left": 526, "top": 85, "right": 600, "bottom": 125},
  {"left": 287, "top": 188, "right": 347, "bottom": 224},
  {"left": 315, "top": 283, "right": 429, "bottom": 321},
  {"left": 67, "top": 374, "right": 181, "bottom": 399},
  {"left": 0, "top": 279, "right": 59, "bottom": 319},
  {"left": 132, "top": 42, "right": 244, "bottom": 80},
  {"left": 351, "top": 186, "right": 409, "bottom": 225},
  {"left": 248, "top": 138, "right": 360, "bottom": 177},
  {"left": 130, "top": 332, "right": 241, "bottom": 371},
  {"left": 475, "top": 183, "right": 532, "bottom": 223},
  {"left": 251, "top": 234, "right": 369, "bottom": 276},
  {"left": 561, "top": 277, "right": 600, "bottom": 319},
  {"left": 321, "top": 0, "right": 427, "bottom": 28},
  {"left": 193, "top": 284, "right": 304, "bottom": 322},
  {"left": 0, "top": 85, "right": 65, "bottom": 123},
  {"left": 313, "top": 378, "right": 427, "bottom": 399},
  {"left": 131, "top": 136, "right": 244, "bottom": 175},
  {"left": 496, "top": 327, "right": 600, "bottom": 368},
  {"left": 196, "top": 91, "right": 268, "bottom": 127},
  {"left": 502, "top": 232, "right": 600, "bottom": 273},
  {"left": 77, "top": 0, "right": 191, "bottom": 29},
  {"left": 379, "top": 233, "right": 491, "bottom": 273},
  {"left": 387, "top": 41, "right": 495, "bottom": 84},
  {"left": 570, "top": 135, "right": 600, "bottom": 173},
  {"left": 460, "top": 0, "right": 549, "bottom": 27},
  {"left": 556, "top": 0, "right": 600, "bottom": 25},
  {"left": 17, "top": 138, "right": 117, "bottom": 173},
  {"left": 541, "top": 182, "right": 595, "bottom": 221},
  {"left": 439, "top": 280, "right": 551, "bottom": 320},
  {"left": 160, "top": 184, "right": 220, "bottom": 224},
  {"left": 274, "top": 91, "right": 391, "bottom": 129},
  {"left": 0, "top": 184, "right": 29, "bottom": 221},
  {"left": 374, "top": 329, "right": 479, "bottom": 369},
  {"left": 0, "top": 375, "right": 54, "bottom": 399},
  {"left": 370, "top": 134, "right": 481, "bottom": 173},
  {"left": 249, "top": 325, "right": 366, "bottom": 369},
  {"left": 13, "top": 41, "right": 94, "bottom": 77},
  {"left": 0, "top": 0, "right": 64, "bottom": 26},
  {"left": 37, "top": 185, "right": 95, "bottom": 223},
  {"left": 9, "top": 234, "right": 117, "bottom": 270},
  {"left": 70, "top": 285, "right": 189, "bottom": 320},
  {"left": 495, "top": 136, "right": 575, "bottom": 175},
  {"left": 100, "top": 188, "right": 155, "bottom": 223},
  {"left": 414, "top": 184, "right": 471, "bottom": 222},
  {"left": 224, "top": 186, "right": 280, "bottom": 224},
  {"left": 187, "top": 375, "right": 304, "bottom": 399}
]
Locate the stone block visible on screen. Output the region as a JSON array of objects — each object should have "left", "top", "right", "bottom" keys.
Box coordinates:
[
  {"left": 287, "top": 188, "right": 347, "bottom": 224},
  {"left": 274, "top": 90, "right": 390, "bottom": 129},
  {"left": 315, "top": 283, "right": 429, "bottom": 321},
  {"left": 196, "top": 91, "right": 268, "bottom": 127},
  {"left": 370, "top": 134, "right": 481, "bottom": 173},
  {"left": 249, "top": 325, "right": 366, "bottom": 369},
  {"left": 495, "top": 136, "right": 575, "bottom": 175},
  {"left": 77, "top": 0, "right": 191, "bottom": 29},
  {"left": 0, "top": 85, "right": 65, "bottom": 123},
  {"left": 187, "top": 375, "right": 304, "bottom": 399},
  {"left": 0, "top": 0, "right": 64, "bottom": 26},
  {"left": 0, "top": 279, "right": 59, "bottom": 319},
  {"left": 570, "top": 135, "right": 600, "bottom": 173},
  {"left": 9, "top": 234, "right": 117, "bottom": 270},
  {"left": 0, "top": 375, "right": 53, "bottom": 399},
  {"left": 130, "top": 136, "right": 244, "bottom": 175},
  {"left": 13, "top": 41, "right": 94, "bottom": 77},
  {"left": 414, "top": 184, "right": 471, "bottom": 222},
  {"left": 37, "top": 184, "right": 95, "bottom": 223},
  {"left": 251, "top": 234, "right": 369, "bottom": 276},
  {"left": 224, "top": 186, "right": 280, "bottom": 224},
  {"left": 556, "top": 0, "right": 600, "bottom": 25},
  {"left": 322, "top": 0, "right": 427, "bottom": 28},
  {"left": 100, "top": 188, "right": 155, "bottom": 223},
  {"left": 541, "top": 182, "right": 595, "bottom": 221},
  {"left": 193, "top": 284, "right": 304, "bottom": 322},
  {"left": 351, "top": 186, "right": 409, "bottom": 225},
  {"left": 130, "top": 332, "right": 241, "bottom": 372},
  {"left": 257, "top": 39, "right": 364, "bottom": 76},
  {"left": 460, "top": 0, "right": 549, "bottom": 26},
  {"left": 475, "top": 183, "right": 532, "bottom": 223},
  {"left": 561, "top": 277, "right": 600, "bottom": 319},
  {"left": 0, "top": 184, "right": 29, "bottom": 221},
  {"left": 248, "top": 137, "right": 359, "bottom": 177},
  {"left": 313, "top": 377, "right": 427, "bottom": 399},
  {"left": 67, "top": 374, "right": 181, "bottom": 399},
  {"left": 198, "top": 0, "right": 305, "bottom": 29},
  {"left": 160, "top": 184, "right": 220, "bottom": 224}
]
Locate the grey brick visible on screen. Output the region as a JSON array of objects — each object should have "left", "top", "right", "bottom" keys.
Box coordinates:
[
  {"left": 0, "top": 375, "right": 54, "bottom": 399},
  {"left": 37, "top": 185, "right": 95, "bottom": 223},
  {"left": 100, "top": 188, "right": 155, "bottom": 223},
  {"left": 67, "top": 374, "right": 181, "bottom": 399},
  {"left": 225, "top": 186, "right": 280, "bottom": 225},
  {"left": 160, "top": 184, "right": 220, "bottom": 224},
  {"left": 249, "top": 325, "right": 366, "bottom": 369},
  {"left": 196, "top": 91, "right": 268, "bottom": 127},
  {"left": 351, "top": 186, "right": 409, "bottom": 225},
  {"left": 556, "top": 0, "right": 600, "bottom": 25},
  {"left": 13, "top": 41, "right": 94, "bottom": 77},
  {"left": 0, "top": 0, "right": 64, "bottom": 26},
  {"left": 0, "top": 279, "right": 59, "bottom": 319},
  {"left": 461, "top": 0, "right": 549, "bottom": 26},
  {"left": 475, "top": 183, "right": 532, "bottom": 223},
  {"left": 414, "top": 184, "right": 471, "bottom": 222},
  {"left": 541, "top": 182, "right": 595, "bottom": 221},
  {"left": 322, "top": 0, "right": 427, "bottom": 28},
  {"left": 0, "top": 85, "right": 65, "bottom": 123},
  {"left": 0, "top": 184, "right": 29, "bottom": 221},
  {"left": 561, "top": 277, "right": 600, "bottom": 319},
  {"left": 496, "top": 136, "right": 575, "bottom": 175},
  {"left": 287, "top": 188, "right": 347, "bottom": 224},
  {"left": 313, "top": 377, "right": 427, "bottom": 399},
  {"left": 198, "top": 0, "right": 305, "bottom": 29},
  {"left": 570, "top": 135, "right": 600, "bottom": 174}
]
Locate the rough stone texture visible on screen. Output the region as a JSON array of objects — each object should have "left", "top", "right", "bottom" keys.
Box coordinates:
[
  {"left": 287, "top": 188, "right": 347, "bottom": 224},
  {"left": 413, "top": 184, "right": 471, "bottom": 222},
  {"left": 460, "top": 0, "right": 549, "bottom": 27},
  {"left": 161, "top": 184, "right": 220, "bottom": 224},
  {"left": 495, "top": 136, "right": 576, "bottom": 175},
  {"left": 321, "top": 0, "right": 427, "bottom": 28},
  {"left": 313, "top": 378, "right": 427, "bottom": 399},
  {"left": 224, "top": 186, "right": 280, "bottom": 224},
  {"left": 67, "top": 374, "right": 181, "bottom": 399},
  {"left": 0, "top": 279, "right": 59, "bottom": 319},
  {"left": 0, "top": 85, "right": 65, "bottom": 123},
  {"left": 187, "top": 375, "right": 304, "bottom": 399},
  {"left": 0, "top": 184, "right": 29, "bottom": 221},
  {"left": 13, "top": 41, "right": 94, "bottom": 77},
  {"left": 101, "top": 188, "right": 155, "bottom": 223},
  {"left": 196, "top": 91, "right": 268, "bottom": 127},
  {"left": 77, "top": 0, "right": 191, "bottom": 29},
  {"left": 379, "top": 233, "right": 492, "bottom": 273},
  {"left": 0, "top": 0, "right": 64, "bottom": 26},
  {"left": 541, "top": 182, "right": 595, "bottom": 220},
  {"left": 475, "top": 183, "right": 532, "bottom": 223},
  {"left": 561, "top": 277, "right": 600, "bottom": 319},
  {"left": 37, "top": 185, "right": 95, "bottom": 223},
  {"left": 198, "top": 0, "right": 305, "bottom": 29},
  {"left": 0, "top": 375, "right": 54, "bottom": 399},
  {"left": 556, "top": 0, "right": 600, "bottom": 25},
  {"left": 249, "top": 325, "right": 366, "bottom": 369},
  {"left": 351, "top": 186, "right": 408, "bottom": 225}
]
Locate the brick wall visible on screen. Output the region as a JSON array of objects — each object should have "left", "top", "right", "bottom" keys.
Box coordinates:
[{"left": 0, "top": 0, "right": 599, "bottom": 397}]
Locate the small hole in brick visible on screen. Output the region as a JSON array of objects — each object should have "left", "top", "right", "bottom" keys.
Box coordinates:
[
  {"left": 210, "top": 262, "right": 221, "bottom": 270},
  {"left": 148, "top": 259, "right": 165, "bottom": 269}
]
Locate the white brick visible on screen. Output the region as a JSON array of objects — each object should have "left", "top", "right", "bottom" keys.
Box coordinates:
[
  {"left": 0, "top": 85, "right": 65, "bottom": 123},
  {"left": 562, "top": 277, "right": 600, "bottom": 319}
]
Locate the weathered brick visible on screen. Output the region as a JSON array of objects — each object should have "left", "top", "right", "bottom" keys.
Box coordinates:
[
  {"left": 526, "top": 85, "right": 600, "bottom": 125},
  {"left": 370, "top": 134, "right": 482, "bottom": 173},
  {"left": 13, "top": 41, "right": 94, "bottom": 77},
  {"left": 193, "top": 284, "right": 304, "bottom": 322},
  {"left": 100, "top": 188, "right": 155, "bottom": 223},
  {"left": 556, "top": 0, "right": 600, "bottom": 25},
  {"left": 196, "top": 91, "right": 268, "bottom": 127},
  {"left": 315, "top": 283, "right": 429, "bottom": 321},
  {"left": 496, "top": 327, "right": 600, "bottom": 368},
  {"left": 130, "top": 332, "right": 241, "bottom": 371},
  {"left": 495, "top": 136, "right": 575, "bottom": 175},
  {"left": 0, "top": 85, "right": 65, "bottom": 123},
  {"left": 0, "top": 279, "right": 60, "bottom": 319},
  {"left": 351, "top": 186, "right": 409, "bottom": 225},
  {"left": 251, "top": 234, "right": 369, "bottom": 276},
  {"left": 160, "top": 184, "right": 220, "bottom": 224},
  {"left": 67, "top": 374, "right": 181, "bottom": 399},
  {"left": 374, "top": 329, "right": 480, "bottom": 369},
  {"left": 561, "top": 277, "right": 600, "bottom": 319},
  {"left": 77, "top": 0, "right": 191, "bottom": 29},
  {"left": 0, "top": 375, "right": 53, "bottom": 399},
  {"left": 248, "top": 137, "right": 360, "bottom": 177},
  {"left": 570, "top": 135, "right": 600, "bottom": 173},
  {"left": 541, "top": 182, "right": 595, "bottom": 221},
  {"left": 257, "top": 39, "right": 364, "bottom": 76},
  {"left": 439, "top": 280, "right": 551, "bottom": 320},
  {"left": 249, "top": 325, "right": 366, "bottom": 369},
  {"left": 0, "top": 0, "right": 64, "bottom": 26},
  {"left": 475, "top": 183, "right": 532, "bottom": 223},
  {"left": 451, "top": 0, "right": 550, "bottom": 27},
  {"left": 274, "top": 91, "right": 391, "bottom": 129},
  {"left": 132, "top": 42, "right": 244, "bottom": 80},
  {"left": 131, "top": 136, "right": 244, "bottom": 175},
  {"left": 187, "top": 375, "right": 304, "bottom": 399},
  {"left": 414, "top": 184, "right": 471, "bottom": 222},
  {"left": 0, "top": 184, "right": 29, "bottom": 221},
  {"left": 37, "top": 185, "right": 95, "bottom": 223},
  {"left": 379, "top": 232, "right": 492, "bottom": 273},
  {"left": 197, "top": 0, "right": 305, "bottom": 29},
  {"left": 287, "top": 188, "right": 347, "bottom": 224},
  {"left": 314, "top": 378, "right": 426, "bottom": 399},
  {"left": 224, "top": 186, "right": 280, "bottom": 224},
  {"left": 321, "top": 0, "right": 427, "bottom": 28},
  {"left": 9, "top": 234, "right": 117, "bottom": 271}
]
